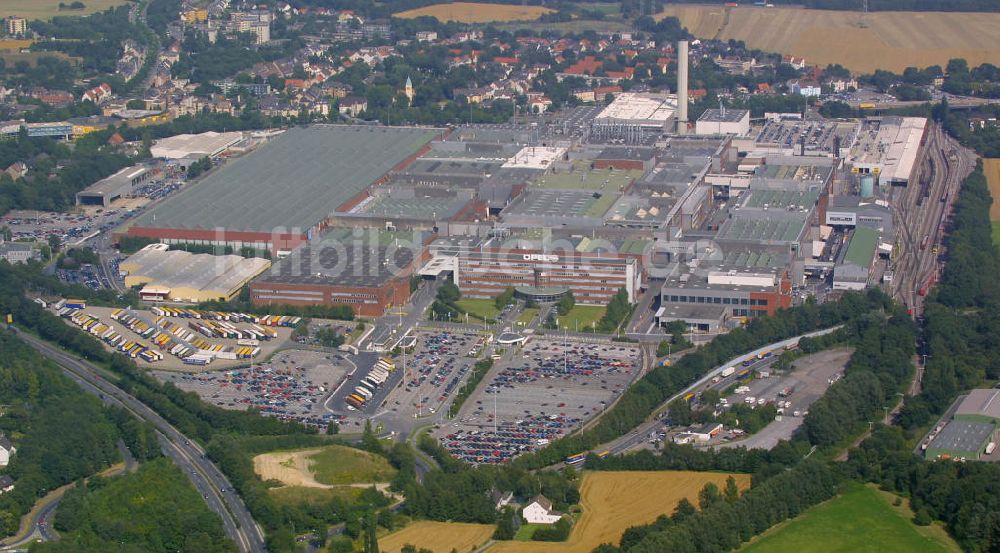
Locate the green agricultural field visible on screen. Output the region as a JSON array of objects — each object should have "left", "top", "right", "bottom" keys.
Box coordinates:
[
  {"left": 0, "top": 0, "right": 128, "bottom": 20},
  {"left": 310, "top": 444, "right": 396, "bottom": 486},
  {"left": 557, "top": 305, "right": 607, "bottom": 333},
  {"left": 741, "top": 482, "right": 960, "bottom": 553},
  {"left": 455, "top": 299, "right": 502, "bottom": 321}
]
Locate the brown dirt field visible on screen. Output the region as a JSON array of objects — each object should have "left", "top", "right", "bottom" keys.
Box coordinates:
[
  {"left": 394, "top": 2, "right": 554, "bottom": 23},
  {"left": 986, "top": 159, "right": 1000, "bottom": 221},
  {"left": 491, "top": 470, "right": 751, "bottom": 553},
  {"left": 0, "top": 39, "right": 33, "bottom": 51},
  {"left": 254, "top": 449, "right": 332, "bottom": 488},
  {"left": 379, "top": 521, "right": 497, "bottom": 553},
  {"left": 659, "top": 6, "right": 1000, "bottom": 73}
]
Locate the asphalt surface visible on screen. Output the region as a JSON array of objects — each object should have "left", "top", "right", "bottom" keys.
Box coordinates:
[
  {"left": 9, "top": 328, "right": 266, "bottom": 553},
  {"left": 600, "top": 326, "right": 844, "bottom": 457}
]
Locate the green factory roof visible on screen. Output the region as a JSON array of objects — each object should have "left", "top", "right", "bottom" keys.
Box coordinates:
[
  {"left": 844, "top": 227, "right": 879, "bottom": 268},
  {"left": 132, "top": 125, "right": 440, "bottom": 233}
]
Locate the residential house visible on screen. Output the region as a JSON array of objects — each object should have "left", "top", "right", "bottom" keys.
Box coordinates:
[
  {"left": 789, "top": 80, "right": 822, "bottom": 97},
  {"left": 522, "top": 495, "right": 564, "bottom": 524},
  {"left": 416, "top": 31, "right": 437, "bottom": 42},
  {"left": 0, "top": 436, "right": 15, "bottom": 466},
  {"left": 5, "top": 161, "right": 27, "bottom": 179},
  {"left": 491, "top": 490, "right": 514, "bottom": 510},
  {"left": 0, "top": 475, "right": 13, "bottom": 495},
  {"left": 81, "top": 83, "right": 113, "bottom": 104},
  {"left": 338, "top": 96, "right": 367, "bottom": 117}
]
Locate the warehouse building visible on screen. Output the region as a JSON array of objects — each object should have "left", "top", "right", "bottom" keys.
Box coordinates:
[
  {"left": 249, "top": 229, "right": 426, "bottom": 317},
  {"left": 150, "top": 131, "right": 244, "bottom": 160},
  {"left": 695, "top": 108, "right": 750, "bottom": 136},
  {"left": 592, "top": 147, "right": 657, "bottom": 172},
  {"left": 120, "top": 243, "right": 271, "bottom": 302},
  {"left": 590, "top": 92, "right": 677, "bottom": 143},
  {"left": 125, "top": 125, "right": 442, "bottom": 254},
  {"left": 924, "top": 389, "right": 1000, "bottom": 461},
  {"left": 832, "top": 227, "right": 879, "bottom": 291},
  {"left": 76, "top": 164, "right": 157, "bottom": 207}
]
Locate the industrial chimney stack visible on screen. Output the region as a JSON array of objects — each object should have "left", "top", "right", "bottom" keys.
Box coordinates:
[{"left": 677, "top": 40, "right": 689, "bottom": 134}]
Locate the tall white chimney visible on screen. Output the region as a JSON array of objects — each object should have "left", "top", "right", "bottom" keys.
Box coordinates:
[{"left": 677, "top": 39, "right": 689, "bottom": 133}]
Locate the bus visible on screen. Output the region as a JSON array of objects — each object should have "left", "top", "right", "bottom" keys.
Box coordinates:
[{"left": 565, "top": 453, "right": 586, "bottom": 466}]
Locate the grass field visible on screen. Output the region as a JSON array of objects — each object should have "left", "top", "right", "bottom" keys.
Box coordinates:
[
  {"left": 0, "top": 0, "right": 128, "bottom": 20},
  {"left": 492, "top": 470, "right": 750, "bottom": 553},
  {"left": 455, "top": 299, "right": 501, "bottom": 321},
  {"left": 514, "top": 523, "right": 547, "bottom": 541},
  {"left": 741, "top": 482, "right": 960, "bottom": 553},
  {"left": 378, "top": 521, "right": 496, "bottom": 553},
  {"left": 253, "top": 444, "right": 395, "bottom": 489},
  {"left": 517, "top": 307, "right": 539, "bottom": 325},
  {"left": 0, "top": 51, "right": 77, "bottom": 67},
  {"left": 556, "top": 305, "right": 606, "bottom": 332},
  {"left": 269, "top": 485, "right": 362, "bottom": 506},
  {"left": 394, "top": 2, "right": 553, "bottom": 23},
  {"left": 658, "top": 5, "right": 1000, "bottom": 73}
]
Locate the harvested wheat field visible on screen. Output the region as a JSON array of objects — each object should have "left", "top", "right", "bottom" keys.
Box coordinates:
[
  {"left": 379, "top": 521, "right": 496, "bottom": 553},
  {"left": 491, "top": 470, "right": 750, "bottom": 552},
  {"left": 986, "top": 159, "right": 1000, "bottom": 220},
  {"left": 660, "top": 5, "right": 1000, "bottom": 73},
  {"left": 394, "top": 2, "right": 554, "bottom": 23},
  {"left": 0, "top": 0, "right": 128, "bottom": 20}
]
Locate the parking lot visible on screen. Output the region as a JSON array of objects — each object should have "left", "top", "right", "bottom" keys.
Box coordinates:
[
  {"left": 435, "top": 338, "right": 639, "bottom": 464},
  {"left": 153, "top": 349, "right": 351, "bottom": 429},
  {"left": 1, "top": 209, "right": 132, "bottom": 246},
  {"left": 386, "top": 330, "right": 484, "bottom": 417}
]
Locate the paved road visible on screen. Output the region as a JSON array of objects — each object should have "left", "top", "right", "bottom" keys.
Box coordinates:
[{"left": 9, "top": 328, "right": 266, "bottom": 553}]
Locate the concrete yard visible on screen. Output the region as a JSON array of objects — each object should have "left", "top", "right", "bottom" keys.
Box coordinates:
[
  {"left": 153, "top": 349, "right": 352, "bottom": 429},
  {"left": 436, "top": 337, "right": 639, "bottom": 464},
  {"left": 717, "top": 347, "right": 854, "bottom": 450}
]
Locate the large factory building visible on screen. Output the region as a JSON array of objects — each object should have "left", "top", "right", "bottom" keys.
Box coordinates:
[{"left": 124, "top": 125, "right": 441, "bottom": 254}]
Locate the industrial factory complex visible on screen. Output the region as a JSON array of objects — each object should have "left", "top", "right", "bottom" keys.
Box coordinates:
[{"left": 110, "top": 41, "right": 927, "bottom": 330}]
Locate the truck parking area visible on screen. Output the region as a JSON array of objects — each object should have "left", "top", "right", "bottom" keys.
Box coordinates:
[
  {"left": 436, "top": 338, "right": 639, "bottom": 464},
  {"left": 153, "top": 349, "right": 351, "bottom": 429},
  {"left": 713, "top": 347, "right": 854, "bottom": 449},
  {"left": 56, "top": 305, "right": 292, "bottom": 370}
]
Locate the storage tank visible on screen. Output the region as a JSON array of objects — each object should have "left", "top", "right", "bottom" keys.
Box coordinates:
[{"left": 860, "top": 175, "right": 875, "bottom": 198}]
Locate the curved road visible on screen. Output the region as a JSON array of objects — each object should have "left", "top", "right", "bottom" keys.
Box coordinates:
[{"left": 9, "top": 328, "right": 266, "bottom": 553}]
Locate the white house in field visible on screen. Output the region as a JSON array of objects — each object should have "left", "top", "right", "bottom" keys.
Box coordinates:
[
  {"left": 0, "top": 436, "right": 15, "bottom": 467},
  {"left": 522, "top": 495, "right": 564, "bottom": 524}
]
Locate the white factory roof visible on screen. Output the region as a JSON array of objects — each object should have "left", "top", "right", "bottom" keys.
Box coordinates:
[
  {"left": 120, "top": 244, "right": 270, "bottom": 297},
  {"left": 502, "top": 146, "right": 567, "bottom": 170},
  {"left": 594, "top": 92, "right": 676, "bottom": 124},
  {"left": 885, "top": 117, "right": 926, "bottom": 183},
  {"left": 150, "top": 131, "right": 244, "bottom": 160}
]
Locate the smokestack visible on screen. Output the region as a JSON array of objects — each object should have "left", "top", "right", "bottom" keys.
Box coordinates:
[{"left": 676, "top": 40, "right": 689, "bottom": 134}]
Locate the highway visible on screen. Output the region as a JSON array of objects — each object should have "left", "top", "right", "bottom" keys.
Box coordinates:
[{"left": 8, "top": 328, "right": 266, "bottom": 553}]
